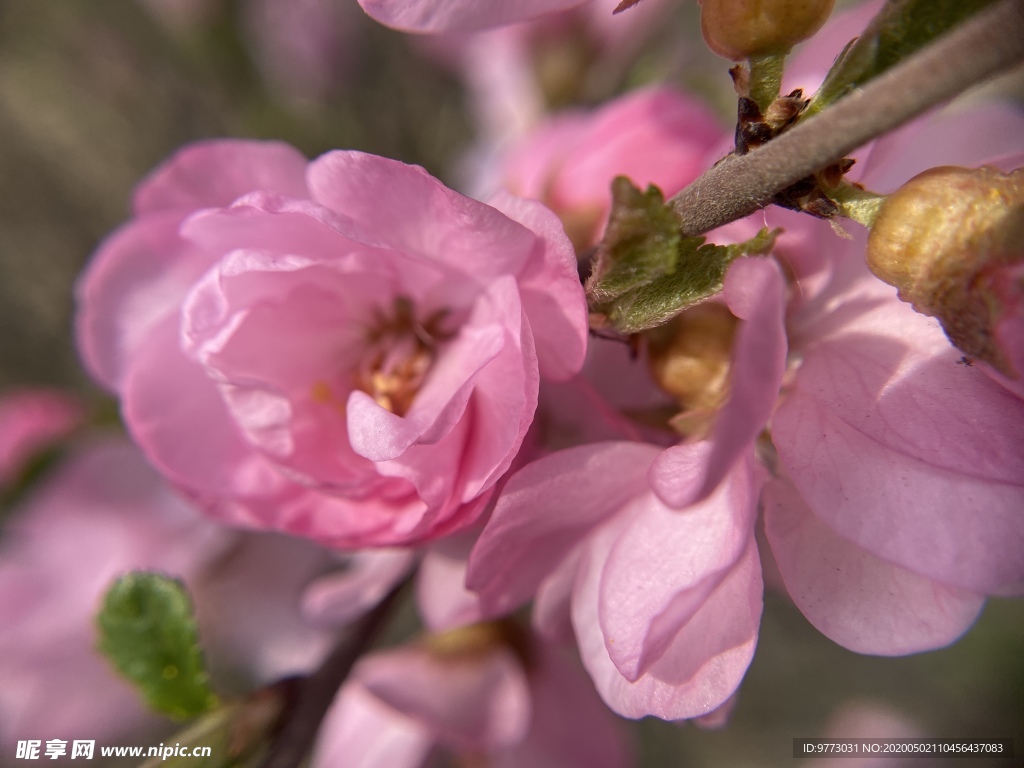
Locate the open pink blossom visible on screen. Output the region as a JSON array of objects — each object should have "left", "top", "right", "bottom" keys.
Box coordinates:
[
  {"left": 469, "top": 440, "right": 763, "bottom": 720},
  {"left": 76, "top": 140, "right": 587, "bottom": 549},
  {"left": 468, "top": 258, "right": 786, "bottom": 719}
]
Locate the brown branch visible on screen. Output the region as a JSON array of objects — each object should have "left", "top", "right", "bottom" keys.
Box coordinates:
[
  {"left": 669, "top": 0, "right": 1024, "bottom": 236},
  {"left": 259, "top": 578, "right": 408, "bottom": 768}
]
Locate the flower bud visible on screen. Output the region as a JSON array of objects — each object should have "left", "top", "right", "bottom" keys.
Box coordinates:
[
  {"left": 700, "top": 0, "right": 836, "bottom": 60},
  {"left": 866, "top": 165, "right": 1024, "bottom": 375},
  {"left": 647, "top": 302, "right": 738, "bottom": 437}
]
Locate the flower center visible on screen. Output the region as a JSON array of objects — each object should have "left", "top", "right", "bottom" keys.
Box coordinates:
[{"left": 353, "top": 297, "right": 452, "bottom": 417}]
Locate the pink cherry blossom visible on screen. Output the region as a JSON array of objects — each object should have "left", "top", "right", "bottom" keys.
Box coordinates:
[
  {"left": 464, "top": 17, "right": 1023, "bottom": 718},
  {"left": 468, "top": 258, "right": 786, "bottom": 719},
  {"left": 76, "top": 141, "right": 587, "bottom": 549}
]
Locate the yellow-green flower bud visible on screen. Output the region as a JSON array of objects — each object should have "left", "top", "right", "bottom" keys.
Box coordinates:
[
  {"left": 699, "top": 0, "right": 836, "bottom": 60},
  {"left": 866, "top": 165, "right": 1024, "bottom": 375}
]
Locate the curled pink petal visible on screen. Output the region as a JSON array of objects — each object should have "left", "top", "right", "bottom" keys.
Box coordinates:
[
  {"left": 775, "top": 278, "right": 1024, "bottom": 593},
  {"left": 574, "top": 519, "right": 762, "bottom": 721},
  {"left": 599, "top": 450, "right": 757, "bottom": 681},
  {"left": 312, "top": 683, "right": 433, "bottom": 768}
]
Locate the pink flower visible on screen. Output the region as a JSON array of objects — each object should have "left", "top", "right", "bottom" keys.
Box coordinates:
[
  {"left": 76, "top": 141, "right": 587, "bottom": 549},
  {"left": 0, "top": 389, "right": 83, "bottom": 487},
  {"left": 468, "top": 258, "right": 787, "bottom": 719},
  {"left": 313, "top": 630, "right": 631, "bottom": 767},
  {"left": 356, "top": 0, "right": 594, "bottom": 34},
  {"left": 467, "top": 21, "right": 1024, "bottom": 717},
  {"left": 758, "top": 100, "right": 1024, "bottom": 655},
  {"left": 302, "top": 533, "right": 631, "bottom": 765},
  {"left": 501, "top": 86, "right": 723, "bottom": 249}
]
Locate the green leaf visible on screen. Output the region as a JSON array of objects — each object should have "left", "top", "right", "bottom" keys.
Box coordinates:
[
  {"left": 96, "top": 571, "right": 218, "bottom": 720},
  {"left": 605, "top": 228, "right": 779, "bottom": 334},
  {"left": 805, "top": 0, "right": 999, "bottom": 117},
  {"left": 587, "top": 177, "right": 682, "bottom": 305}
]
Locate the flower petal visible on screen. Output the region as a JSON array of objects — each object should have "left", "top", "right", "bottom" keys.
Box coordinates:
[
  {"left": 764, "top": 478, "right": 985, "bottom": 655},
  {"left": 575, "top": 521, "right": 762, "bottom": 720},
  {"left": 599, "top": 449, "right": 757, "bottom": 681},
  {"left": 75, "top": 212, "right": 212, "bottom": 391},
  {"left": 416, "top": 532, "right": 484, "bottom": 633},
  {"left": 303, "top": 550, "right": 416, "bottom": 628},
  {"left": 133, "top": 139, "right": 309, "bottom": 215},
  {"left": 773, "top": 375, "right": 1024, "bottom": 593},
  {"left": 356, "top": 645, "right": 531, "bottom": 750},
  {"left": 467, "top": 441, "right": 662, "bottom": 618},
  {"left": 487, "top": 192, "right": 588, "bottom": 382}
]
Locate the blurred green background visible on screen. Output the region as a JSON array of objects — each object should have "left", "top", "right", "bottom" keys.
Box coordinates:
[{"left": 0, "top": 1, "right": 1021, "bottom": 765}]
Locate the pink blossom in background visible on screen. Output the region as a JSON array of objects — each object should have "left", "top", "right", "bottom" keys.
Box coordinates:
[
  {"left": 501, "top": 85, "right": 723, "bottom": 248},
  {"left": 303, "top": 537, "right": 630, "bottom": 765},
  {"left": 0, "top": 434, "right": 335, "bottom": 745},
  {"left": 416, "top": 0, "right": 675, "bottom": 198},
  {"left": 76, "top": 141, "right": 588, "bottom": 549},
  {"left": 313, "top": 628, "right": 631, "bottom": 767},
  {"left": 0, "top": 389, "right": 83, "bottom": 487}
]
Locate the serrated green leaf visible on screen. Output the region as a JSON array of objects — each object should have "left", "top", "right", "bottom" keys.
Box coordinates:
[
  {"left": 96, "top": 571, "right": 218, "bottom": 720},
  {"left": 587, "top": 177, "right": 682, "bottom": 304},
  {"left": 805, "top": 0, "right": 999, "bottom": 117},
  {"left": 606, "top": 228, "right": 779, "bottom": 334}
]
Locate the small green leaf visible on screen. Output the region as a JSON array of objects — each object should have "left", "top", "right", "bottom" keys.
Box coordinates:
[
  {"left": 587, "top": 177, "right": 682, "bottom": 304},
  {"left": 605, "top": 228, "right": 779, "bottom": 334},
  {"left": 96, "top": 571, "right": 218, "bottom": 720},
  {"left": 805, "top": 0, "right": 999, "bottom": 117}
]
